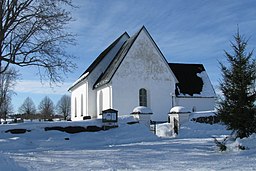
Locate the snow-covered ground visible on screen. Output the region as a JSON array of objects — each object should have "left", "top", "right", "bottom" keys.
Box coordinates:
[{"left": 0, "top": 113, "right": 256, "bottom": 171}]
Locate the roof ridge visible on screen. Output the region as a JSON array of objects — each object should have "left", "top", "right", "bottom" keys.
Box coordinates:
[
  {"left": 169, "top": 62, "right": 204, "bottom": 65},
  {"left": 68, "top": 32, "right": 129, "bottom": 91},
  {"left": 79, "top": 32, "right": 130, "bottom": 78},
  {"left": 93, "top": 27, "right": 144, "bottom": 88}
]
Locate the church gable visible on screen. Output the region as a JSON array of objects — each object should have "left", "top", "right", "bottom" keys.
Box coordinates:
[
  {"left": 94, "top": 26, "right": 176, "bottom": 88},
  {"left": 93, "top": 30, "right": 139, "bottom": 88},
  {"left": 115, "top": 27, "right": 174, "bottom": 81}
]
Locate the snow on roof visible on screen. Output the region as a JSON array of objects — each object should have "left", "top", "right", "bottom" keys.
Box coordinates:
[
  {"left": 69, "top": 32, "right": 130, "bottom": 91},
  {"left": 131, "top": 106, "right": 153, "bottom": 114},
  {"left": 94, "top": 27, "right": 142, "bottom": 88},
  {"left": 68, "top": 72, "right": 89, "bottom": 91},
  {"left": 79, "top": 32, "right": 129, "bottom": 78},
  {"left": 169, "top": 106, "right": 190, "bottom": 114},
  {"left": 195, "top": 71, "right": 216, "bottom": 97}
]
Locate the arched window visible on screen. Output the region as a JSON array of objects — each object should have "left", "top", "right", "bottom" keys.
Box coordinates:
[
  {"left": 139, "top": 88, "right": 147, "bottom": 107},
  {"left": 99, "top": 91, "right": 103, "bottom": 114},
  {"left": 75, "top": 97, "right": 77, "bottom": 117},
  {"left": 81, "top": 94, "right": 83, "bottom": 116}
]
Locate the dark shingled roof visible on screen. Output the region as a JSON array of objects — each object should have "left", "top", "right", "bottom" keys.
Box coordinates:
[
  {"left": 93, "top": 27, "right": 142, "bottom": 88},
  {"left": 68, "top": 32, "right": 129, "bottom": 91},
  {"left": 168, "top": 63, "right": 205, "bottom": 96},
  {"left": 79, "top": 32, "right": 129, "bottom": 78}
]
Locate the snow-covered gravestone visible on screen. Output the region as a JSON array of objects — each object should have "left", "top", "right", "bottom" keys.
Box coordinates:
[
  {"left": 102, "top": 109, "right": 118, "bottom": 129},
  {"left": 131, "top": 106, "right": 153, "bottom": 128},
  {"left": 168, "top": 106, "right": 190, "bottom": 135}
]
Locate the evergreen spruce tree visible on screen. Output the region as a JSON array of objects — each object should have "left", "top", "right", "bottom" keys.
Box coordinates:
[{"left": 217, "top": 30, "right": 256, "bottom": 138}]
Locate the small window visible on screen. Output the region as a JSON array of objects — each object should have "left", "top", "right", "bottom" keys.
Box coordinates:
[
  {"left": 139, "top": 88, "right": 147, "bottom": 107},
  {"left": 81, "top": 94, "right": 83, "bottom": 116}
]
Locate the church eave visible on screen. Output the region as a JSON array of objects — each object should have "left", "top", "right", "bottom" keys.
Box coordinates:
[
  {"left": 78, "top": 32, "right": 130, "bottom": 79},
  {"left": 93, "top": 27, "right": 143, "bottom": 89}
]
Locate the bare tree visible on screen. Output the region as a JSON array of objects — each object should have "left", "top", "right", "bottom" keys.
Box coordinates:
[
  {"left": 0, "top": 67, "right": 18, "bottom": 121},
  {"left": 57, "top": 94, "right": 70, "bottom": 120},
  {"left": 0, "top": 0, "right": 76, "bottom": 83},
  {"left": 18, "top": 97, "right": 36, "bottom": 119},
  {"left": 38, "top": 96, "right": 55, "bottom": 120},
  {"left": 0, "top": 95, "right": 13, "bottom": 121}
]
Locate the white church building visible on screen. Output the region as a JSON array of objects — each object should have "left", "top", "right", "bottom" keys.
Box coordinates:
[{"left": 68, "top": 26, "right": 216, "bottom": 122}]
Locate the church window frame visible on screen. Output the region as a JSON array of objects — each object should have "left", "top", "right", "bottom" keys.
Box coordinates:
[{"left": 139, "top": 88, "right": 147, "bottom": 107}]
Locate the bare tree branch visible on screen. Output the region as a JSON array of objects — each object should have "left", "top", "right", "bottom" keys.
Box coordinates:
[{"left": 0, "top": 0, "right": 76, "bottom": 83}]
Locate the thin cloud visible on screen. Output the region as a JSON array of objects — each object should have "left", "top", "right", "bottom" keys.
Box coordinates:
[
  {"left": 11, "top": 0, "right": 256, "bottom": 112},
  {"left": 14, "top": 80, "right": 72, "bottom": 95}
]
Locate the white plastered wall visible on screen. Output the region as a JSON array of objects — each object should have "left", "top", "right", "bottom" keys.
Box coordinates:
[
  {"left": 70, "top": 81, "right": 88, "bottom": 121},
  {"left": 70, "top": 33, "right": 129, "bottom": 121},
  {"left": 96, "top": 85, "right": 112, "bottom": 118},
  {"left": 110, "top": 29, "right": 176, "bottom": 121},
  {"left": 174, "top": 97, "right": 216, "bottom": 112}
]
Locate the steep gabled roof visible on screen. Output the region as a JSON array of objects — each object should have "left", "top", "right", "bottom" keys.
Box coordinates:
[
  {"left": 94, "top": 26, "right": 177, "bottom": 89},
  {"left": 68, "top": 32, "right": 129, "bottom": 91},
  {"left": 93, "top": 27, "right": 143, "bottom": 88},
  {"left": 79, "top": 32, "right": 129, "bottom": 78},
  {"left": 168, "top": 63, "right": 215, "bottom": 97}
]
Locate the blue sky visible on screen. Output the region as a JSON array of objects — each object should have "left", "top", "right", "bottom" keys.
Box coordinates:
[{"left": 12, "top": 0, "right": 256, "bottom": 113}]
